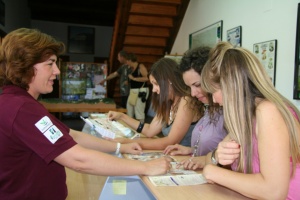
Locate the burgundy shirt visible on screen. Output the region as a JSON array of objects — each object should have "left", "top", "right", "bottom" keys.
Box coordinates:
[{"left": 0, "top": 85, "right": 77, "bottom": 200}]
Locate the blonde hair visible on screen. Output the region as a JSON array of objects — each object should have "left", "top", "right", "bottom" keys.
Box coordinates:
[{"left": 201, "top": 42, "right": 300, "bottom": 175}]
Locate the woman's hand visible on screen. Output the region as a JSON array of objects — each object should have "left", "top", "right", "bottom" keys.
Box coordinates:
[
  {"left": 216, "top": 140, "right": 240, "bottom": 165},
  {"left": 107, "top": 111, "right": 123, "bottom": 121},
  {"left": 143, "top": 157, "right": 172, "bottom": 176},
  {"left": 179, "top": 156, "right": 206, "bottom": 170},
  {"left": 163, "top": 144, "right": 192, "bottom": 156},
  {"left": 120, "top": 142, "right": 143, "bottom": 155}
]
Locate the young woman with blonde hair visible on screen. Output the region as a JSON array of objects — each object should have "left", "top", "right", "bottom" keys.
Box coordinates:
[{"left": 201, "top": 42, "right": 300, "bottom": 199}]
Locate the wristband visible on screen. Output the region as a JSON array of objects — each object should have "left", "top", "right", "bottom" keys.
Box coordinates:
[
  {"left": 115, "top": 142, "right": 121, "bottom": 154},
  {"left": 211, "top": 149, "right": 218, "bottom": 165},
  {"left": 136, "top": 122, "right": 144, "bottom": 133}
]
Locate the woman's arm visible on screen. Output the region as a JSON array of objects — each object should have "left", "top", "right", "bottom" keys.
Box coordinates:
[
  {"left": 54, "top": 144, "right": 170, "bottom": 176},
  {"left": 129, "top": 97, "right": 197, "bottom": 150},
  {"left": 132, "top": 63, "right": 148, "bottom": 82},
  {"left": 203, "top": 101, "right": 291, "bottom": 200},
  {"left": 69, "top": 129, "right": 142, "bottom": 154},
  {"left": 107, "top": 111, "right": 163, "bottom": 137}
]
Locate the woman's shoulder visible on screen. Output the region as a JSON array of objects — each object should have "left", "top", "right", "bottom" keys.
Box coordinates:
[
  {"left": 256, "top": 100, "right": 277, "bottom": 112},
  {"left": 255, "top": 100, "right": 282, "bottom": 121}
]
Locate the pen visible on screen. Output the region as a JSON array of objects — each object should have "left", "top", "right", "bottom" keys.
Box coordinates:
[{"left": 170, "top": 177, "right": 179, "bottom": 185}]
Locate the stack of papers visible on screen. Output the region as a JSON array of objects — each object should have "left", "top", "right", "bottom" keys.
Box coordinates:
[{"left": 81, "top": 116, "right": 138, "bottom": 139}]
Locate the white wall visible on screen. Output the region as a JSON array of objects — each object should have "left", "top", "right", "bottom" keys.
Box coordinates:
[{"left": 172, "top": 0, "right": 300, "bottom": 108}]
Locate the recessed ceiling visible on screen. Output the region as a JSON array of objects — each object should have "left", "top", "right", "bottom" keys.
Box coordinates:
[{"left": 28, "top": 0, "right": 118, "bottom": 27}]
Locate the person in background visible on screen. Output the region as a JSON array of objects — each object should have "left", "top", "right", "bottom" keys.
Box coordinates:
[
  {"left": 164, "top": 46, "right": 227, "bottom": 170},
  {"left": 99, "top": 50, "right": 130, "bottom": 108},
  {"left": 0, "top": 28, "right": 171, "bottom": 200},
  {"left": 201, "top": 42, "right": 300, "bottom": 199},
  {"left": 126, "top": 53, "right": 149, "bottom": 123},
  {"left": 108, "top": 58, "right": 200, "bottom": 150}
]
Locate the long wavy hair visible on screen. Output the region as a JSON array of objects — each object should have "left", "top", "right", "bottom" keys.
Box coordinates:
[
  {"left": 149, "top": 58, "right": 193, "bottom": 123},
  {"left": 0, "top": 28, "right": 65, "bottom": 90},
  {"left": 201, "top": 42, "right": 300, "bottom": 176},
  {"left": 179, "top": 46, "right": 221, "bottom": 121}
]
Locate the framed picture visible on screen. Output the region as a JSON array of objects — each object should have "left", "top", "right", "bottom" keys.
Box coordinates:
[
  {"left": 227, "top": 26, "right": 242, "bottom": 47},
  {"left": 293, "top": 3, "right": 300, "bottom": 99},
  {"left": 68, "top": 26, "right": 95, "bottom": 54},
  {"left": 253, "top": 39, "right": 277, "bottom": 86},
  {"left": 189, "top": 21, "right": 223, "bottom": 49},
  {"left": 0, "top": 1, "right": 5, "bottom": 26},
  {"left": 164, "top": 54, "right": 183, "bottom": 64}
]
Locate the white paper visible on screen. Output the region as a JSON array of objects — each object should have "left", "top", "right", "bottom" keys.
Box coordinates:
[{"left": 148, "top": 174, "right": 207, "bottom": 186}]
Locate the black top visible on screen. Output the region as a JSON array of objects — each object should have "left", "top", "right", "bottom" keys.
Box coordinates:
[{"left": 130, "top": 63, "right": 147, "bottom": 88}]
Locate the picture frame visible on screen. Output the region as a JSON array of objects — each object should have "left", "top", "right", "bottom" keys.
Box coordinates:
[
  {"left": 253, "top": 39, "right": 277, "bottom": 86},
  {"left": 0, "top": 1, "right": 5, "bottom": 26},
  {"left": 227, "top": 26, "right": 242, "bottom": 47},
  {"left": 164, "top": 54, "right": 183, "bottom": 64},
  {"left": 293, "top": 3, "right": 300, "bottom": 99},
  {"left": 189, "top": 21, "right": 223, "bottom": 49},
  {"left": 68, "top": 26, "right": 95, "bottom": 54}
]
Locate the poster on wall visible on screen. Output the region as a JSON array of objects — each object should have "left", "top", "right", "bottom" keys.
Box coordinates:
[
  {"left": 227, "top": 26, "right": 242, "bottom": 47},
  {"left": 253, "top": 39, "right": 277, "bottom": 86},
  {"left": 189, "top": 21, "right": 223, "bottom": 49},
  {"left": 164, "top": 54, "right": 183, "bottom": 64}
]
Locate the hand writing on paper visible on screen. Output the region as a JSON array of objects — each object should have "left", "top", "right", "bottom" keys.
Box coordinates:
[
  {"left": 143, "top": 157, "right": 173, "bottom": 176},
  {"left": 107, "top": 111, "right": 123, "bottom": 121}
]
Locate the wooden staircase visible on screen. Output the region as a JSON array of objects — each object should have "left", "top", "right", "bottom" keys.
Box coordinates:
[{"left": 107, "top": 0, "right": 190, "bottom": 106}]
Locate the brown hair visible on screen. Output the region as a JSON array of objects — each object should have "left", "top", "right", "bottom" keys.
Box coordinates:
[
  {"left": 0, "top": 28, "right": 65, "bottom": 90},
  {"left": 180, "top": 46, "right": 221, "bottom": 119},
  {"left": 149, "top": 57, "right": 192, "bottom": 123}
]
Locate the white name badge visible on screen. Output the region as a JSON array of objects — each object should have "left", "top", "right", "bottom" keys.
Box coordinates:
[
  {"left": 44, "top": 125, "right": 63, "bottom": 144},
  {"left": 35, "top": 116, "right": 53, "bottom": 133},
  {"left": 35, "top": 116, "right": 63, "bottom": 144}
]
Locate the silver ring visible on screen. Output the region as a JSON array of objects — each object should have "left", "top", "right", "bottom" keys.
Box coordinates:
[{"left": 189, "top": 158, "right": 193, "bottom": 162}]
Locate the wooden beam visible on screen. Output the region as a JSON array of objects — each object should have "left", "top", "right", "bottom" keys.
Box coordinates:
[
  {"left": 126, "top": 26, "right": 170, "bottom": 37},
  {"left": 130, "top": 3, "right": 177, "bottom": 16},
  {"left": 124, "top": 36, "right": 166, "bottom": 47},
  {"left": 128, "top": 15, "right": 173, "bottom": 27},
  {"left": 136, "top": 55, "right": 162, "bottom": 63},
  {"left": 123, "top": 46, "right": 165, "bottom": 55},
  {"left": 134, "top": 0, "right": 182, "bottom": 5}
]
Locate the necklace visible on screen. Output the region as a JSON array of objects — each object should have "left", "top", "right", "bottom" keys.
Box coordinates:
[
  {"left": 168, "top": 97, "right": 180, "bottom": 125},
  {"left": 192, "top": 104, "right": 209, "bottom": 157}
]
